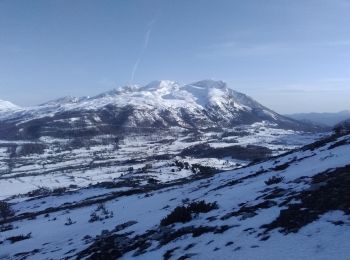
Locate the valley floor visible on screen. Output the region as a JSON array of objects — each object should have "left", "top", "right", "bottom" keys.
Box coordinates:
[{"left": 0, "top": 122, "right": 321, "bottom": 199}]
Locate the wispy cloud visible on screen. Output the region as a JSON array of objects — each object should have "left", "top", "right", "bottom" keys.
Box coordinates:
[
  {"left": 262, "top": 81, "right": 350, "bottom": 94},
  {"left": 197, "top": 41, "right": 287, "bottom": 59},
  {"left": 313, "top": 40, "right": 350, "bottom": 47},
  {"left": 130, "top": 15, "right": 158, "bottom": 83},
  {"left": 197, "top": 39, "right": 350, "bottom": 59}
]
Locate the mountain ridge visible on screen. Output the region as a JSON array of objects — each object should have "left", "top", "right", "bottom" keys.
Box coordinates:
[{"left": 0, "top": 80, "right": 320, "bottom": 139}]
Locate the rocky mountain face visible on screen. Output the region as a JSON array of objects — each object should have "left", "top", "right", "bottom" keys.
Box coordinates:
[{"left": 0, "top": 80, "right": 319, "bottom": 140}]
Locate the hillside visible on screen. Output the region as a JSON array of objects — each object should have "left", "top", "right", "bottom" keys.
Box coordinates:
[{"left": 0, "top": 128, "right": 349, "bottom": 259}]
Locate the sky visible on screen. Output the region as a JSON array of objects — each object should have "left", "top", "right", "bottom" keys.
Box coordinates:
[{"left": 1, "top": 0, "right": 350, "bottom": 113}]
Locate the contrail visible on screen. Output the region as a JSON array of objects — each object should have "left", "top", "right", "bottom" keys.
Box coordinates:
[{"left": 130, "top": 16, "right": 158, "bottom": 83}]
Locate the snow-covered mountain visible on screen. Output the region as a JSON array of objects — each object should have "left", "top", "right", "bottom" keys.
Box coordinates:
[
  {"left": 0, "top": 100, "right": 21, "bottom": 113},
  {"left": 0, "top": 126, "right": 349, "bottom": 259},
  {"left": 0, "top": 80, "right": 319, "bottom": 140}
]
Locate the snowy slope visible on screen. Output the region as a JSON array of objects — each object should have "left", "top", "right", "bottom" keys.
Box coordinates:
[
  {"left": 0, "top": 130, "right": 349, "bottom": 259},
  {"left": 0, "top": 100, "right": 21, "bottom": 113}
]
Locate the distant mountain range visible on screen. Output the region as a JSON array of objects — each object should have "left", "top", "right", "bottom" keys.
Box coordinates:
[{"left": 286, "top": 110, "right": 350, "bottom": 126}]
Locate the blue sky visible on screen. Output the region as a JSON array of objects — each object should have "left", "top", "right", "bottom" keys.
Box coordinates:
[{"left": 1, "top": 0, "right": 350, "bottom": 113}]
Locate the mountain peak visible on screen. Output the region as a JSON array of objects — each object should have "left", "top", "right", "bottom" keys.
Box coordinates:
[
  {"left": 189, "top": 79, "right": 227, "bottom": 89},
  {"left": 141, "top": 80, "right": 178, "bottom": 91},
  {"left": 94, "top": 84, "right": 142, "bottom": 98},
  {"left": 0, "top": 99, "right": 21, "bottom": 112}
]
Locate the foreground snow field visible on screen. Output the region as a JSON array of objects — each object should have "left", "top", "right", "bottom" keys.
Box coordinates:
[{"left": 0, "top": 130, "right": 349, "bottom": 259}]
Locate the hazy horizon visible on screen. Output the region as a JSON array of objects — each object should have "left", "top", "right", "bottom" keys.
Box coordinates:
[{"left": 1, "top": 0, "right": 350, "bottom": 113}]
